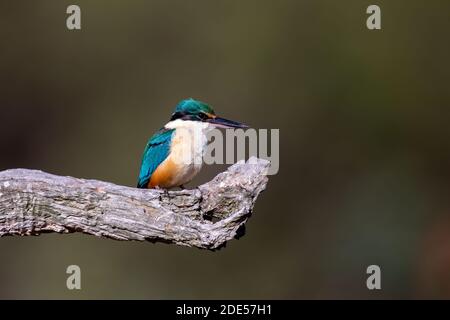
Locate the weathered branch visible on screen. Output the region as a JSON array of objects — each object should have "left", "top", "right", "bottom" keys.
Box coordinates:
[{"left": 0, "top": 157, "right": 269, "bottom": 250}]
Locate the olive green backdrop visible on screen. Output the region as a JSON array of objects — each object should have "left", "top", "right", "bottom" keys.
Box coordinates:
[{"left": 1, "top": 0, "right": 449, "bottom": 299}]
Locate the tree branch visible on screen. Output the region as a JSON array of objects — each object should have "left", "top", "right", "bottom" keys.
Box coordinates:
[{"left": 0, "top": 157, "right": 269, "bottom": 250}]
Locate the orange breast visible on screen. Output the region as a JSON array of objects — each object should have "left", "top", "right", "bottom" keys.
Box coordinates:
[{"left": 148, "top": 157, "right": 178, "bottom": 188}]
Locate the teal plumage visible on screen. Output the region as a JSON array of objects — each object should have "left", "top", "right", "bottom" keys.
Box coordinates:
[
  {"left": 175, "top": 98, "right": 215, "bottom": 115},
  {"left": 137, "top": 128, "right": 174, "bottom": 188}
]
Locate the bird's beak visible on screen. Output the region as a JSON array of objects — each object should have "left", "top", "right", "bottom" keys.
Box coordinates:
[{"left": 206, "top": 116, "right": 249, "bottom": 129}]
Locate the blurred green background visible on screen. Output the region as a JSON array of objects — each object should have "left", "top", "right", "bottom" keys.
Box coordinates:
[{"left": 1, "top": 0, "right": 450, "bottom": 299}]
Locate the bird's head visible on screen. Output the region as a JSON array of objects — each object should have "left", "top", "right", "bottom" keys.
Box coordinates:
[{"left": 169, "top": 98, "right": 248, "bottom": 129}]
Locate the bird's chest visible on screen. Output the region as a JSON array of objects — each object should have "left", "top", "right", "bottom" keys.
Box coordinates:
[{"left": 168, "top": 126, "right": 208, "bottom": 182}]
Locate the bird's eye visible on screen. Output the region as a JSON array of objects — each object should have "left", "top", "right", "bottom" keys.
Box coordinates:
[{"left": 199, "top": 113, "right": 208, "bottom": 120}]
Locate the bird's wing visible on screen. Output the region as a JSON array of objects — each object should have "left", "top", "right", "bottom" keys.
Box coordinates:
[{"left": 137, "top": 128, "right": 175, "bottom": 188}]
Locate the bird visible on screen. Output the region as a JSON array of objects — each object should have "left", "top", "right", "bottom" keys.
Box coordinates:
[{"left": 137, "top": 98, "right": 248, "bottom": 189}]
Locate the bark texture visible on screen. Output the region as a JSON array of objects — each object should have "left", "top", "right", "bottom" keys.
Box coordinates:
[{"left": 0, "top": 157, "right": 269, "bottom": 249}]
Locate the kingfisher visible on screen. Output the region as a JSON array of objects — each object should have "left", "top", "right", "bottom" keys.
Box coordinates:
[{"left": 137, "top": 98, "right": 248, "bottom": 189}]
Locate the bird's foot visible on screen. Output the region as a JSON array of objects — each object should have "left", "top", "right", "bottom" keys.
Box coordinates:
[{"left": 155, "top": 186, "right": 170, "bottom": 201}]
